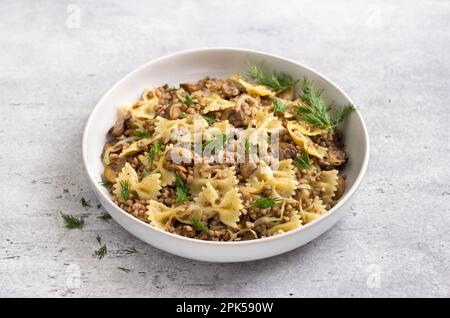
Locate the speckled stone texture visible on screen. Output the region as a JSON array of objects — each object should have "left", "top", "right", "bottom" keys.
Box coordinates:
[{"left": 0, "top": 0, "right": 449, "bottom": 297}]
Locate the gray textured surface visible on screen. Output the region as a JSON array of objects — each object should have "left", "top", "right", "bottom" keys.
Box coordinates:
[{"left": 1, "top": 0, "right": 449, "bottom": 298}]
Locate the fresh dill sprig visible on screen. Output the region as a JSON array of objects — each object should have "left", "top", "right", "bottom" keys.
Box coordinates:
[
  {"left": 247, "top": 63, "right": 297, "bottom": 92},
  {"left": 297, "top": 77, "right": 355, "bottom": 129},
  {"left": 272, "top": 98, "right": 289, "bottom": 113},
  {"left": 80, "top": 197, "right": 91, "bottom": 208},
  {"left": 203, "top": 114, "right": 216, "bottom": 125},
  {"left": 119, "top": 180, "right": 131, "bottom": 202},
  {"left": 294, "top": 150, "right": 311, "bottom": 170},
  {"left": 142, "top": 170, "right": 151, "bottom": 178},
  {"left": 133, "top": 129, "right": 150, "bottom": 138},
  {"left": 118, "top": 267, "right": 131, "bottom": 273},
  {"left": 175, "top": 173, "right": 190, "bottom": 203},
  {"left": 184, "top": 93, "right": 194, "bottom": 106},
  {"left": 334, "top": 104, "right": 356, "bottom": 126},
  {"left": 123, "top": 247, "right": 138, "bottom": 254},
  {"left": 96, "top": 234, "right": 102, "bottom": 244},
  {"left": 244, "top": 138, "right": 251, "bottom": 154},
  {"left": 191, "top": 217, "right": 208, "bottom": 233},
  {"left": 147, "top": 143, "right": 160, "bottom": 166},
  {"left": 98, "top": 212, "right": 112, "bottom": 222},
  {"left": 252, "top": 197, "right": 282, "bottom": 209},
  {"left": 95, "top": 244, "right": 107, "bottom": 259},
  {"left": 99, "top": 180, "right": 112, "bottom": 188},
  {"left": 60, "top": 212, "right": 84, "bottom": 229},
  {"left": 203, "top": 134, "right": 228, "bottom": 153}
]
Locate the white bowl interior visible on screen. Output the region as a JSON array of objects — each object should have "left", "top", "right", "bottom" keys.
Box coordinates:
[{"left": 83, "top": 48, "right": 368, "bottom": 262}]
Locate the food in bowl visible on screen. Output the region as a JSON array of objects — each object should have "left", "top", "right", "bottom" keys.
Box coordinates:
[{"left": 100, "top": 63, "right": 354, "bottom": 242}]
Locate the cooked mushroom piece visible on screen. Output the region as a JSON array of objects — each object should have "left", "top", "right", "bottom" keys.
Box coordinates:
[
  {"left": 110, "top": 114, "right": 131, "bottom": 137},
  {"left": 180, "top": 82, "right": 202, "bottom": 93},
  {"left": 239, "top": 230, "right": 258, "bottom": 241},
  {"left": 221, "top": 109, "right": 246, "bottom": 127},
  {"left": 222, "top": 79, "right": 241, "bottom": 98},
  {"left": 278, "top": 142, "right": 297, "bottom": 160},
  {"left": 239, "top": 162, "right": 257, "bottom": 178},
  {"left": 103, "top": 157, "right": 127, "bottom": 184},
  {"left": 167, "top": 103, "right": 183, "bottom": 120},
  {"left": 334, "top": 174, "right": 345, "bottom": 200},
  {"left": 327, "top": 145, "right": 347, "bottom": 166}
]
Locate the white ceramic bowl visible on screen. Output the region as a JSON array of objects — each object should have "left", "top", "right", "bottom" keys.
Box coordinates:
[{"left": 82, "top": 48, "right": 369, "bottom": 262}]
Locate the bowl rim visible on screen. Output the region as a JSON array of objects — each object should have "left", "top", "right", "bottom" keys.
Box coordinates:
[{"left": 82, "top": 47, "right": 370, "bottom": 246}]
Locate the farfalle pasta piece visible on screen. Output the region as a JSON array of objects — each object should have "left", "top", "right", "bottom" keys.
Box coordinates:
[
  {"left": 190, "top": 166, "right": 238, "bottom": 196},
  {"left": 311, "top": 169, "right": 339, "bottom": 204},
  {"left": 148, "top": 146, "right": 175, "bottom": 187},
  {"left": 193, "top": 183, "right": 243, "bottom": 228},
  {"left": 202, "top": 94, "right": 236, "bottom": 113},
  {"left": 113, "top": 163, "right": 161, "bottom": 202},
  {"left": 242, "top": 160, "right": 298, "bottom": 197},
  {"left": 119, "top": 138, "right": 154, "bottom": 157},
  {"left": 230, "top": 75, "right": 275, "bottom": 96},
  {"left": 267, "top": 211, "right": 302, "bottom": 235},
  {"left": 128, "top": 98, "right": 158, "bottom": 119},
  {"left": 133, "top": 173, "right": 162, "bottom": 200},
  {"left": 146, "top": 200, "right": 184, "bottom": 229},
  {"left": 300, "top": 196, "right": 327, "bottom": 223},
  {"left": 102, "top": 136, "right": 137, "bottom": 165},
  {"left": 154, "top": 116, "right": 190, "bottom": 142},
  {"left": 287, "top": 122, "right": 327, "bottom": 158},
  {"left": 288, "top": 121, "right": 327, "bottom": 136}
]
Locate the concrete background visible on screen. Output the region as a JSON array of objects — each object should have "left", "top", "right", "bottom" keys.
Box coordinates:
[{"left": 0, "top": 0, "right": 449, "bottom": 297}]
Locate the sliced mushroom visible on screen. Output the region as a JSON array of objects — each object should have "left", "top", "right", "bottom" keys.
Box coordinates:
[
  {"left": 279, "top": 142, "right": 297, "bottom": 160},
  {"left": 239, "top": 162, "right": 257, "bottom": 178},
  {"left": 180, "top": 82, "right": 202, "bottom": 93},
  {"left": 166, "top": 103, "right": 183, "bottom": 120},
  {"left": 334, "top": 174, "right": 345, "bottom": 200},
  {"left": 239, "top": 230, "right": 258, "bottom": 241},
  {"left": 222, "top": 79, "right": 241, "bottom": 98},
  {"left": 110, "top": 114, "right": 131, "bottom": 137},
  {"left": 326, "top": 145, "right": 347, "bottom": 166},
  {"left": 221, "top": 109, "right": 246, "bottom": 127},
  {"left": 103, "top": 157, "right": 126, "bottom": 184}
]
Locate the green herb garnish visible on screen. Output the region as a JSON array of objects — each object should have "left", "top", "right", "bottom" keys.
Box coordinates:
[
  {"left": 203, "top": 114, "right": 216, "bottom": 125},
  {"left": 123, "top": 247, "right": 138, "bottom": 254},
  {"left": 95, "top": 244, "right": 107, "bottom": 259},
  {"left": 203, "top": 134, "right": 228, "bottom": 153},
  {"left": 272, "top": 98, "right": 289, "bottom": 113},
  {"left": 142, "top": 170, "right": 151, "bottom": 178},
  {"left": 99, "top": 180, "right": 112, "bottom": 188},
  {"left": 98, "top": 212, "right": 112, "bottom": 222},
  {"left": 96, "top": 234, "right": 102, "bottom": 244},
  {"left": 80, "top": 197, "right": 91, "bottom": 208},
  {"left": 119, "top": 180, "right": 131, "bottom": 202},
  {"left": 118, "top": 267, "right": 131, "bottom": 273},
  {"left": 244, "top": 138, "right": 251, "bottom": 154},
  {"left": 133, "top": 129, "right": 150, "bottom": 138},
  {"left": 297, "top": 77, "right": 355, "bottom": 130},
  {"left": 294, "top": 150, "right": 311, "bottom": 170},
  {"left": 184, "top": 93, "right": 194, "bottom": 106},
  {"left": 175, "top": 173, "right": 190, "bottom": 203},
  {"left": 147, "top": 143, "right": 160, "bottom": 166},
  {"left": 247, "top": 63, "right": 296, "bottom": 92},
  {"left": 191, "top": 217, "right": 208, "bottom": 233},
  {"left": 60, "top": 212, "right": 84, "bottom": 229},
  {"left": 252, "top": 197, "right": 282, "bottom": 209}
]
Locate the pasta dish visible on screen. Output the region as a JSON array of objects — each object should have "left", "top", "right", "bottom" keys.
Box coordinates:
[{"left": 100, "top": 63, "right": 354, "bottom": 241}]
